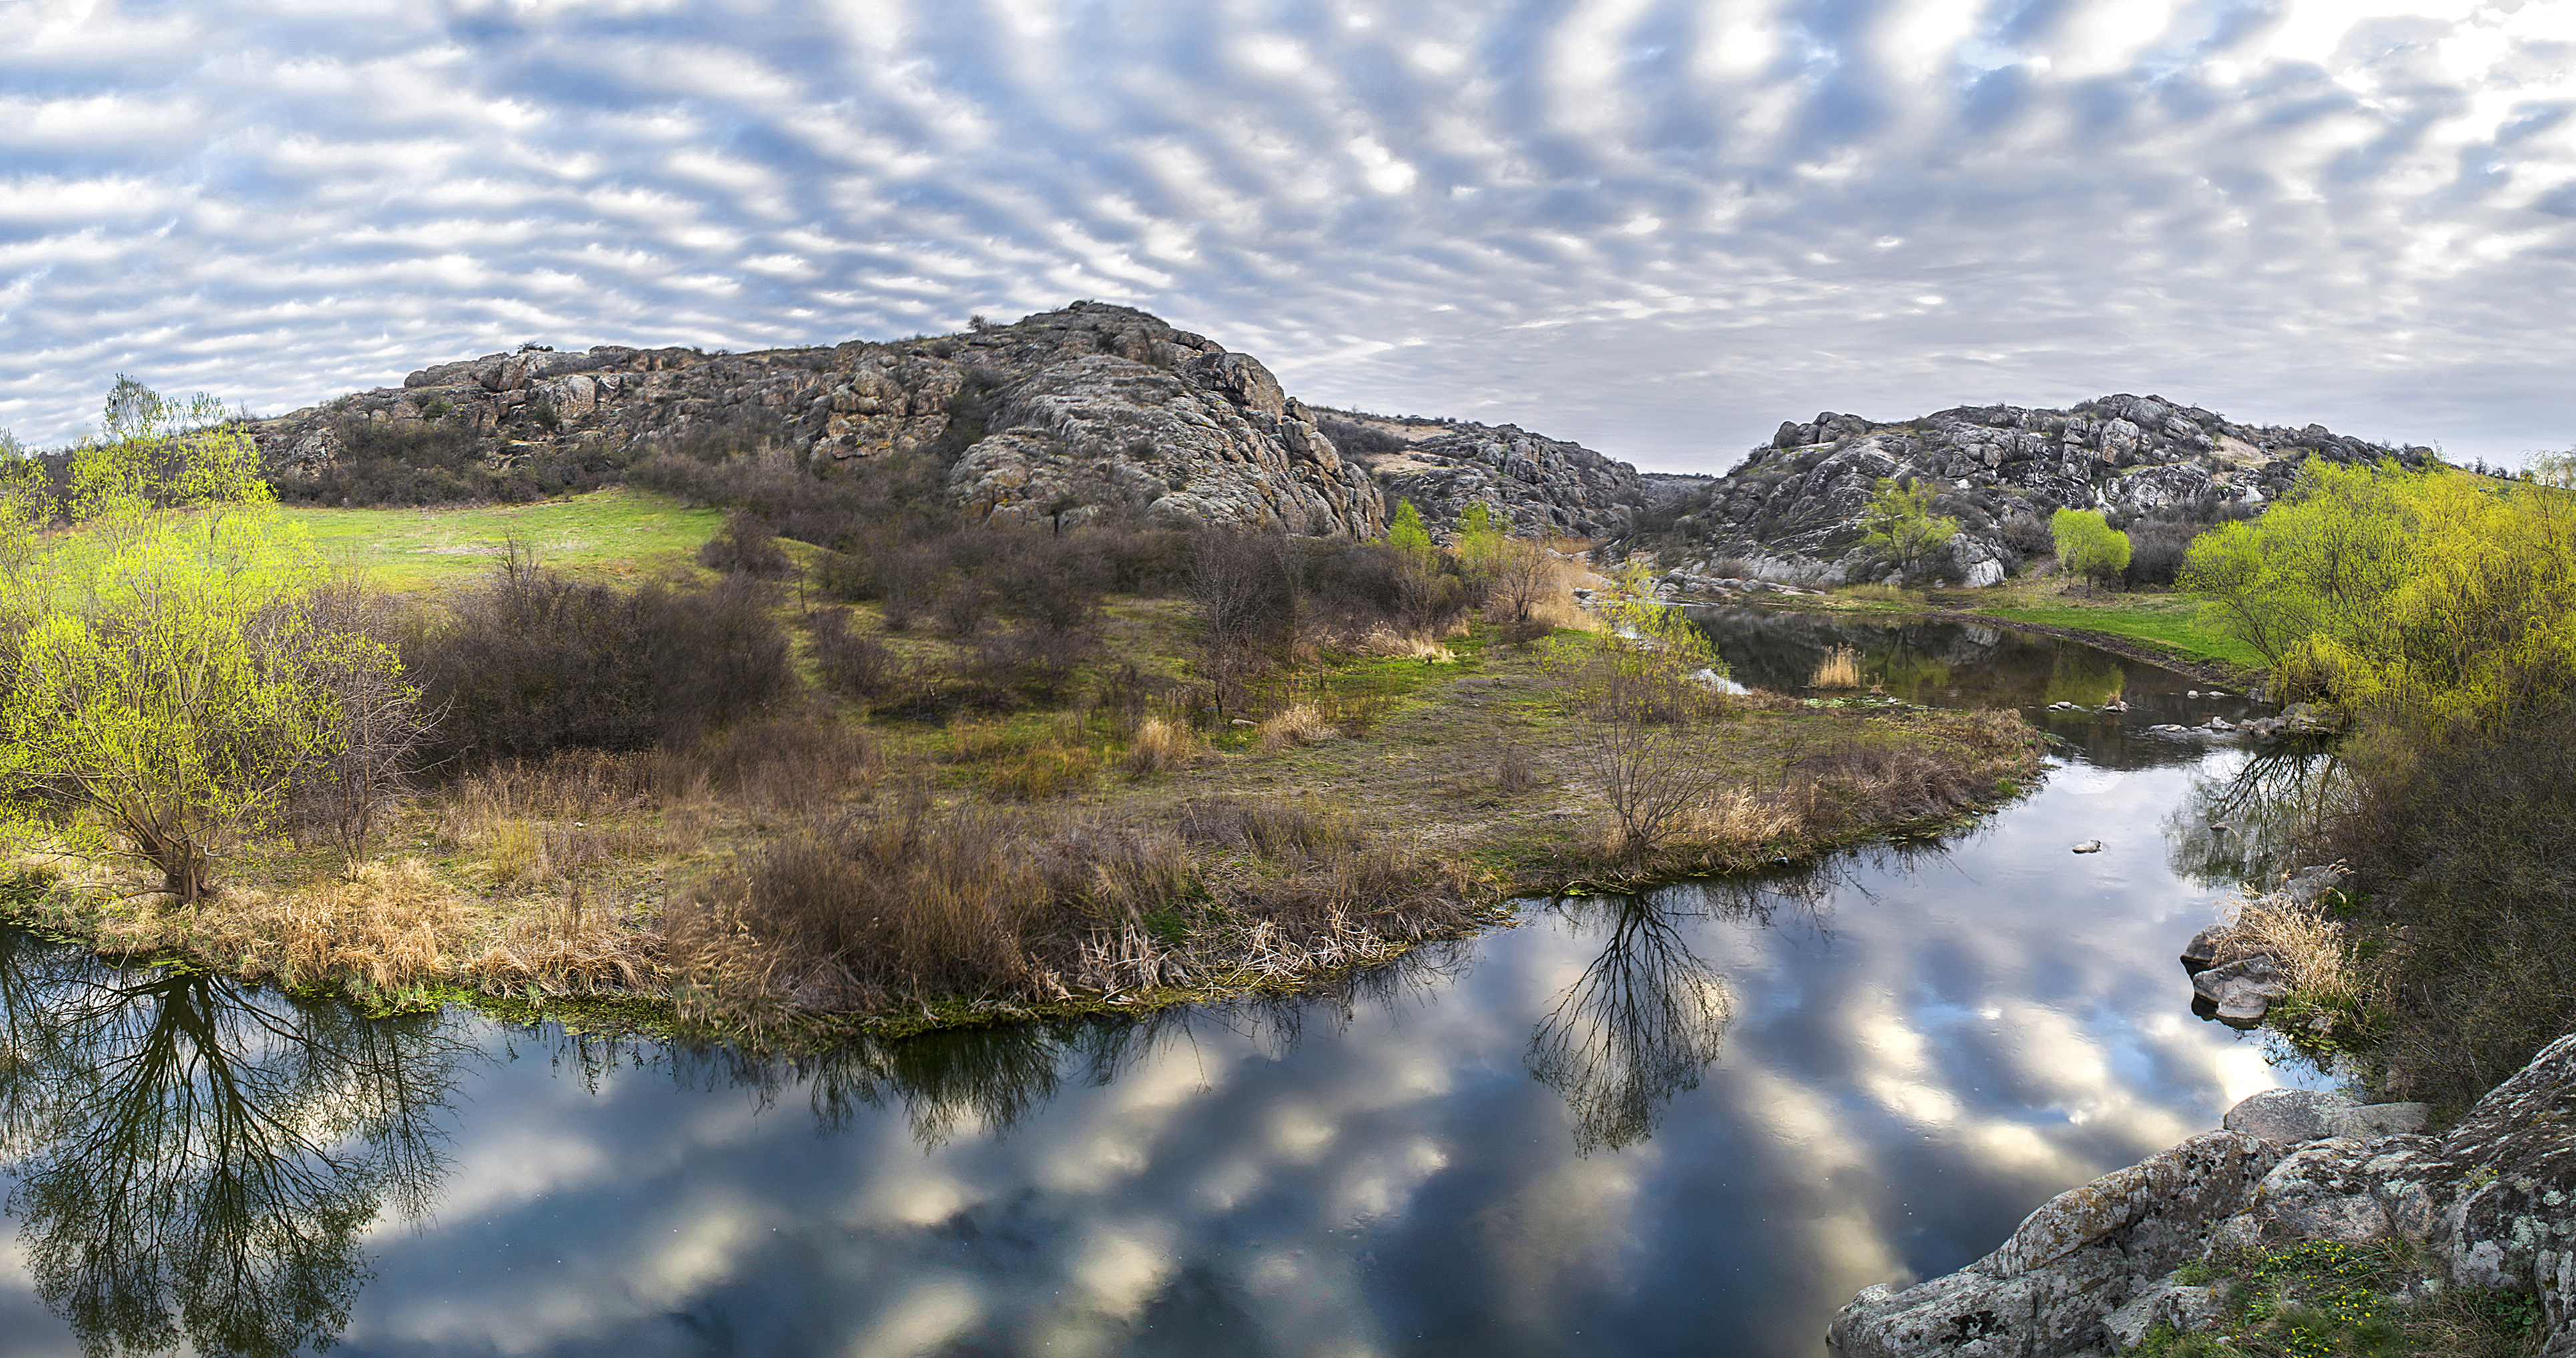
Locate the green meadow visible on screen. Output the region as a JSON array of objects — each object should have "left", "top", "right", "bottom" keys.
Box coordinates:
[{"left": 282, "top": 485, "right": 727, "bottom": 591}]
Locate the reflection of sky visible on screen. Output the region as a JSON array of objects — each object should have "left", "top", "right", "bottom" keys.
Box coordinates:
[{"left": 0, "top": 705, "right": 2316, "bottom": 1358}]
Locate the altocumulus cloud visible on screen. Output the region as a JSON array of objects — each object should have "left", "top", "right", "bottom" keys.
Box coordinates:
[{"left": 2, "top": 0, "right": 2572, "bottom": 468}]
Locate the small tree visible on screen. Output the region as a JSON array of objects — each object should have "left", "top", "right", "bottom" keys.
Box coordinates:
[
  {"left": 0, "top": 380, "right": 395, "bottom": 902},
  {"left": 2050, "top": 508, "right": 2132, "bottom": 590},
  {"left": 1856, "top": 478, "right": 1958, "bottom": 582},
  {"left": 1387, "top": 499, "right": 1434, "bottom": 558}
]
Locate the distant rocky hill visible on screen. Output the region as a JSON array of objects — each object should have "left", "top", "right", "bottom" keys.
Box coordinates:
[
  {"left": 1306, "top": 409, "right": 1666, "bottom": 540},
  {"left": 1637, "top": 395, "right": 2438, "bottom": 590},
  {"left": 251, "top": 303, "right": 1387, "bottom": 537}
]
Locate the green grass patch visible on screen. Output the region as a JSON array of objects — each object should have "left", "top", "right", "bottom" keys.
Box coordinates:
[
  {"left": 281, "top": 485, "right": 725, "bottom": 592},
  {"left": 1972, "top": 596, "right": 2265, "bottom": 670}
]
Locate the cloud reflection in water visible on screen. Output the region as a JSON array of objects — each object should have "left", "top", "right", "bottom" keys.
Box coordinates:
[{"left": 0, "top": 680, "right": 2324, "bottom": 1355}]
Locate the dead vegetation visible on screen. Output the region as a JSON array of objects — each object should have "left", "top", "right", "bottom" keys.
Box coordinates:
[{"left": 0, "top": 509, "right": 2042, "bottom": 1046}]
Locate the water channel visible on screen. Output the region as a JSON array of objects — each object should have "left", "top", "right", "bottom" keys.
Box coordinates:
[{"left": 0, "top": 612, "right": 2335, "bottom": 1358}]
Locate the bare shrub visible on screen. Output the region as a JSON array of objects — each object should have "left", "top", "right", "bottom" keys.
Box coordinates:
[
  {"left": 671, "top": 807, "right": 1051, "bottom": 1012},
  {"left": 408, "top": 550, "right": 794, "bottom": 766},
  {"left": 1189, "top": 531, "right": 1298, "bottom": 717},
  {"left": 2310, "top": 704, "right": 2576, "bottom": 1110},
  {"left": 283, "top": 578, "right": 433, "bottom": 870},
  {"left": 1494, "top": 743, "right": 1537, "bottom": 794},
  {"left": 807, "top": 607, "right": 900, "bottom": 697},
  {"left": 1785, "top": 741, "right": 1990, "bottom": 834},
  {"left": 698, "top": 509, "right": 794, "bottom": 578}
]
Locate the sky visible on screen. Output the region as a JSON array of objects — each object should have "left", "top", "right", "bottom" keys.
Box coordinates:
[{"left": 3, "top": 0, "right": 2573, "bottom": 473}]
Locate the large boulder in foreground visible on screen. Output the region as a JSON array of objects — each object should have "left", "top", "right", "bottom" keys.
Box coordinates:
[{"left": 1829, "top": 1032, "right": 2576, "bottom": 1356}]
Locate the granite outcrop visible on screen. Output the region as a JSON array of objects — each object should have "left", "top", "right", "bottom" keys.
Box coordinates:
[
  {"left": 1310, "top": 409, "right": 1666, "bottom": 540},
  {"left": 1829, "top": 1032, "right": 2576, "bottom": 1357},
  {"left": 1642, "top": 395, "right": 2437, "bottom": 590},
  {"left": 247, "top": 303, "right": 1387, "bottom": 537}
]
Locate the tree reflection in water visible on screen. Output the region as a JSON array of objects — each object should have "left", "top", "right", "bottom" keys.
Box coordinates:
[
  {"left": 0, "top": 930, "right": 472, "bottom": 1358},
  {"left": 2163, "top": 747, "right": 2348, "bottom": 886},
  {"left": 1527, "top": 894, "right": 1734, "bottom": 1156},
  {"left": 1527, "top": 858, "right": 1877, "bottom": 1155}
]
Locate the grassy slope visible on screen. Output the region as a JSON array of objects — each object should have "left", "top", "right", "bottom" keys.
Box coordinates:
[
  {"left": 283, "top": 485, "right": 725, "bottom": 590},
  {"left": 5, "top": 498, "right": 2048, "bottom": 1039}
]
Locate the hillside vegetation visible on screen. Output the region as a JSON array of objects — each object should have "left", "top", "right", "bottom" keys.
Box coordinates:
[{"left": 0, "top": 379, "right": 2041, "bottom": 1043}]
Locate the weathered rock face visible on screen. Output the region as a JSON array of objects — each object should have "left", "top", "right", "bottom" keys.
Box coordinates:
[
  {"left": 1648, "top": 394, "right": 2437, "bottom": 588},
  {"left": 246, "top": 303, "right": 1387, "bottom": 537},
  {"left": 1310, "top": 409, "right": 1664, "bottom": 539},
  {"left": 1829, "top": 1033, "right": 2576, "bottom": 1357}
]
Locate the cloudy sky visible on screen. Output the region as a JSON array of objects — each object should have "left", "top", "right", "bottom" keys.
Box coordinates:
[{"left": 4, "top": 0, "right": 2572, "bottom": 471}]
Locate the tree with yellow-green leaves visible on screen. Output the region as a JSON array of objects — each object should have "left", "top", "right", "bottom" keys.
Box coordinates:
[
  {"left": 2050, "top": 507, "right": 2131, "bottom": 590},
  {"left": 1856, "top": 477, "right": 1959, "bottom": 583},
  {"left": 0, "top": 379, "right": 413, "bottom": 901},
  {"left": 2183, "top": 460, "right": 2576, "bottom": 737},
  {"left": 1388, "top": 498, "right": 1434, "bottom": 558}
]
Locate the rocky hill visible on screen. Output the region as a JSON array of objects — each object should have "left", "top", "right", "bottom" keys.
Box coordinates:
[
  {"left": 1636, "top": 395, "right": 2437, "bottom": 590},
  {"left": 250, "top": 303, "right": 1387, "bottom": 537},
  {"left": 1306, "top": 408, "right": 1666, "bottom": 540}
]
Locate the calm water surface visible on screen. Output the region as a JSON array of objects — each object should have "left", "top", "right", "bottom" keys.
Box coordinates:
[{"left": 0, "top": 614, "right": 2332, "bottom": 1358}]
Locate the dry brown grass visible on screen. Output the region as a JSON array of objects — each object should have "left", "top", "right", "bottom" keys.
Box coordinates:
[
  {"left": 1675, "top": 790, "right": 1803, "bottom": 850},
  {"left": 1352, "top": 625, "right": 1461, "bottom": 663},
  {"left": 1124, "top": 716, "right": 1207, "bottom": 776},
  {"left": 1811, "top": 645, "right": 1865, "bottom": 689},
  {"left": 193, "top": 859, "right": 480, "bottom": 991},
  {"left": 2221, "top": 890, "right": 2363, "bottom": 1002},
  {"left": 462, "top": 878, "right": 663, "bottom": 995},
  {"left": 1257, "top": 703, "right": 1337, "bottom": 752}
]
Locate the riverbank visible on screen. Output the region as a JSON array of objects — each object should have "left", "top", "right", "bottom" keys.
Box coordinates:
[
  {"left": 1674, "top": 576, "right": 2264, "bottom": 685},
  {"left": 0, "top": 613, "right": 2044, "bottom": 1047}
]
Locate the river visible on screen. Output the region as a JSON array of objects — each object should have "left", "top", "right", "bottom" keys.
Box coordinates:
[{"left": 0, "top": 612, "right": 2333, "bottom": 1357}]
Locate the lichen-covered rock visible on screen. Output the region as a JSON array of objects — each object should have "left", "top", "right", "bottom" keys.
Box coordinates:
[
  {"left": 2433, "top": 1031, "right": 2576, "bottom": 1290},
  {"left": 1832, "top": 1038, "right": 2576, "bottom": 1355},
  {"left": 2254, "top": 1142, "right": 2394, "bottom": 1243},
  {"left": 1829, "top": 1132, "right": 2277, "bottom": 1357},
  {"left": 1643, "top": 394, "right": 2436, "bottom": 588},
  {"left": 245, "top": 302, "right": 1387, "bottom": 538},
  {"left": 2223, "top": 1088, "right": 2358, "bottom": 1144}
]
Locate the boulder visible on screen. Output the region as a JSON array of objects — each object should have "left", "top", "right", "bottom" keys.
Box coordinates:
[{"left": 1833, "top": 1040, "right": 2576, "bottom": 1355}]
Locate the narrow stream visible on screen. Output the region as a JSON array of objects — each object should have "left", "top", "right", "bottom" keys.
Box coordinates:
[{"left": 0, "top": 614, "right": 2332, "bottom": 1358}]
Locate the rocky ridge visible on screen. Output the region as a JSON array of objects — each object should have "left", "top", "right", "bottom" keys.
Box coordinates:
[
  {"left": 1646, "top": 395, "right": 2436, "bottom": 591},
  {"left": 1829, "top": 1033, "right": 2576, "bottom": 1357},
  {"left": 1310, "top": 409, "right": 1666, "bottom": 539},
  {"left": 248, "top": 303, "right": 1386, "bottom": 537}
]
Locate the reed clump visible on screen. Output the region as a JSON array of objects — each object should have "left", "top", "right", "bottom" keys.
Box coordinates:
[
  {"left": 1123, "top": 716, "right": 1207, "bottom": 776},
  {"left": 1256, "top": 703, "right": 1336, "bottom": 752},
  {"left": 1811, "top": 645, "right": 1864, "bottom": 689}
]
